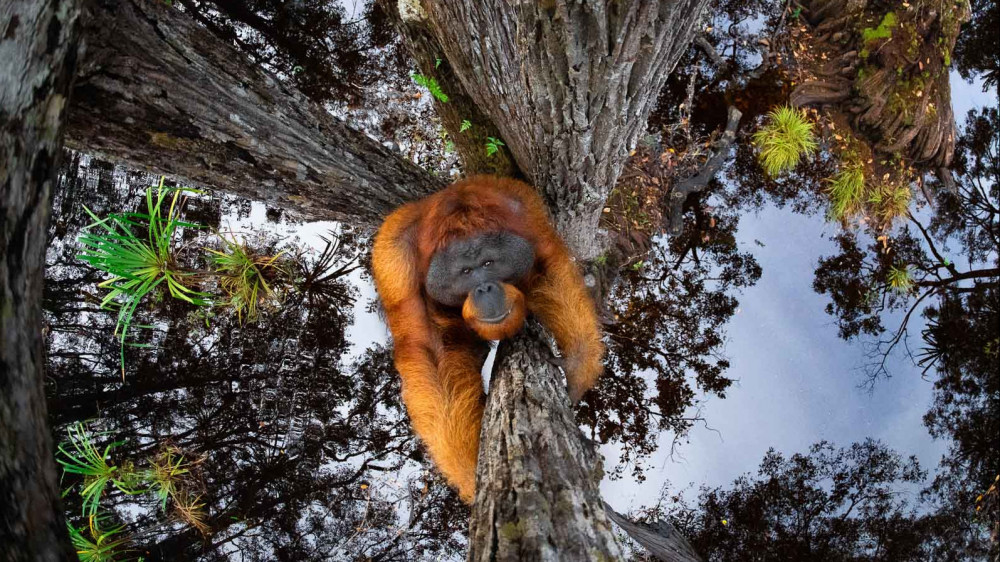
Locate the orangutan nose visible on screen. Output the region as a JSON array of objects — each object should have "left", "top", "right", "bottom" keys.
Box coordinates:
[{"left": 472, "top": 283, "right": 507, "bottom": 322}]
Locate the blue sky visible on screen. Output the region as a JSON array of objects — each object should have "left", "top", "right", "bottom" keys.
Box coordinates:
[{"left": 601, "top": 73, "right": 998, "bottom": 512}]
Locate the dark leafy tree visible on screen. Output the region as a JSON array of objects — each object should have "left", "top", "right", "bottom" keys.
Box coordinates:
[
  {"left": 584, "top": 199, "right": 761, "bottom": 480},
  {"left": 804, "top": 106, "right": 1000, "bottom": 559},
  {"left": 179, "top": 0, "right": 405, "bottom": 105},
  {"left": 43, "top": 157, "right": 468, "bottom": 560},
  {"left": 811, "top": 107, "right": 998, "bottom": 378},
  {"left": 952, "top": 0, "right": 1000, "bottom": 90},
  {"left": 654, "top": 441, "right": 954, "bottom": 561}
]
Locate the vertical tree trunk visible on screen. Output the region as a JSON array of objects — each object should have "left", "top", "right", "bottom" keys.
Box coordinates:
[
  {"left": 469, "top": 323, "right": 620, "bottom": 562},
  {"left": 394, "top": 2, "right": 711, "bottom": 559},
  {"left": 419, "top": 0, "right": 709, "bottom": 257},
  {"left": 0, "top": 1, "right": 83, "bottom": 559}
]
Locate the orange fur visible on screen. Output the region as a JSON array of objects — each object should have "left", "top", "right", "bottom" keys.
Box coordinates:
[{"left": 371, "top": 176, "right": 604, "bottom": 502}]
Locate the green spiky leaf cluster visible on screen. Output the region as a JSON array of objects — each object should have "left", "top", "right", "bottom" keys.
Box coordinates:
[
  {"left": 753, "top": 105, "right": 818, "bottom": 176},
  {"left": 67, "top": 515, "right": 130, "bottom": 562},
  {"left": 208, "top": 236, "right": 285, "bottom": 324},
  {"left": 57, "top": 423, "right": 134, "bottom": 517},
  {"left": 411, "top": 72, "right": 448, "bottom": 103},
  {"left": 77, "top": 178, "right": 207, "bottom": 374},
  {"left": 827, "top": 161, "right": 867, "bottom": 221},
  {"left": 867, "top": 181, "right": 912, "bottom": 224},
  {"left": 887, "top": 264, "right": 914, "bottom": 293},
  {"left": 58, "top": 422, "right": 208, "bottom": 558}
]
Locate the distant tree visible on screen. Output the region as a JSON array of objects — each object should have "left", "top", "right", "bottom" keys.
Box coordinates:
[
  {"left": 952, "top": 0, "right": 1000, "bottom": 90},
  {"left": 811, "top": 107, "right": 998, "bottom": 379},
  {"left": 805, "top": 106, "right": 1000, "bottom": 559},
  {"left": 584, "top": 198, "right": 761, "bottom": 480},
  {"left": 650, "top": 440, "right": 980, "bottom": 561}
]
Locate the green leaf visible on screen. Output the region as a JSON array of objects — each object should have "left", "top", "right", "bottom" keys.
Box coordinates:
[{"left": 411, "top": 73, "right": 449, "bottom": 103}]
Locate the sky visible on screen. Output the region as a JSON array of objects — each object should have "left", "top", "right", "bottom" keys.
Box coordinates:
[{"left": 600, "top": 73, "right": 999, "bottom": 512}]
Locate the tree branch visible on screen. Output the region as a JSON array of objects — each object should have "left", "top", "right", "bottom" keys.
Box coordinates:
[
  {"left": 604, "top": 503, "right": 703, "bottom": 562},
  {"left": 666, "top": 105, "right": 742, "bottom": 233}
]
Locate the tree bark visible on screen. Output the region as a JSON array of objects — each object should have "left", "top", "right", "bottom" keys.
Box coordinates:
[
  {"left": 0, "top": 1, "right": 83, "bottom": 559},
  {"left": 65, "top": 0, "right": 444, "bottom": 227},
  {"left": 398, "top": 2, "right": 712, "bottom": 558},
  {"left": 469, "top": 323, "right": 620, "bottom": 562},
  {"left": 791, "top": 0, "right": 968, "bottom": 170},
  {"left": 380, "top": 0, "right": 519, "bottom": 177},
  {"left": 603, "top": 503, "right": 702, "bottom": 562},
  {"left": 419, "top": 0, "right": 710, "bottom": 257}
]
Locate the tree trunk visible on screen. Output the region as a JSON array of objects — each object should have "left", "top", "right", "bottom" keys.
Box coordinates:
[
  {"left": 469, "top": 323, "right": 620, "bottom": 562},
  {"left": 66, "top": 0, "right": 444, "bottom": 227},
  {"left": 0, "top": 1, "right": 83, "bottom": 560},
  {"left": 389, "top": 2, "right": 710, "bottom": 559},
  {"left": 418, "top": 0, "right": 709, "bottom": 257},
  {"left": 379, "top": 0, "right": 519, "bottom": 177},
  {"left": 790, "top": 0, "right": 968, "bottom": 170}
]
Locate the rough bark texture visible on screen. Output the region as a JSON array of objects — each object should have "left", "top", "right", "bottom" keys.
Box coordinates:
[
  {"left": 469, "top": 322, "right": 620, "bottom": 562},
  {"left": 419, "top": 0, "right": 709, "bottom": 257},
  {"left": 790, "top": 0, "right": 968, "bottom": 170},
  {"left": 0, "top": 1, "right": 82, "bottom": 559},
  {"left": 380, "top": 0, "right": 519, "bottom": 177},
  {"left": 66, "top": 0, "right": 443, "bottom": 226}
]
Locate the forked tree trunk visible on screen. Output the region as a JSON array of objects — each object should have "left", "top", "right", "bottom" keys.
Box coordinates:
[{"left": 0, "top": 1, "right": 83, "bottom": 560}]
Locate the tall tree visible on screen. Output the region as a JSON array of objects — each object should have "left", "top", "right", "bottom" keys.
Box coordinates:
[
  {"left": 0, "top": 1, "right": 83, "bottom": 560},
  {"left": 12, "top": 0, "right": 717, "bottom": 559}
]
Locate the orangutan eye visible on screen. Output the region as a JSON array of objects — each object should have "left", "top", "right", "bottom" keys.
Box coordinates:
[
  {"left": 462, "top": 267, "right": 472, "bottom": 275},
  {"left": 483, "top": 260, "right": 493, "bottom": 267}
]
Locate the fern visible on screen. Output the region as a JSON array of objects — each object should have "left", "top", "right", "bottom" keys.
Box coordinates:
[
  {"left": 411, "top": 73, "right": 448, "bottom": 103},
  {"left": 485, "top": 136, "right": 505, "bottom": 156}
]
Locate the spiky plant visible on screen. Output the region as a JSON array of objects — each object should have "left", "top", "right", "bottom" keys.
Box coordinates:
[
  {"left": 887, "top": 264, "right": 914, "bottom": 293},
  {"left": 56, "top": 423, "right": 126, "bottom": 516},
  {"left": 827, "top": 162, "right": 867, "bottom": 221},
  {"left": 207, "top": 235, "right": 285, "bottom": 324},
  {"left": 67, "top": 515, "right": 131, "bottom": 562},
  {"left": 753, "top": 105, "right": 818, "bottom": 176},
  {"left": 173, "top": 490, "right": 211, "bottom": 536},
  {"left": 77, "top": 177, "right": 208, "bottom": 374},
  {"left": 145, "top": 445, "right": 192, "bottom": 510},
  {"left": 868, "top": 181, "right": 912, "bottom": 225}
]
